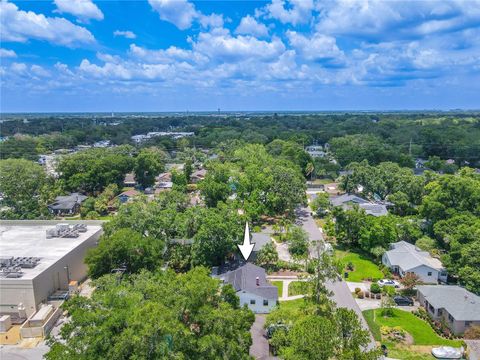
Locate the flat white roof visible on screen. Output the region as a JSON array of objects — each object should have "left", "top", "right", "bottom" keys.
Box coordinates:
[{"left": 0, "top": 222, "right": 102, "bottom": 280}]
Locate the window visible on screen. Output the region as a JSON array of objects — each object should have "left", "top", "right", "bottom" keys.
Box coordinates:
[
  {"left": 250, "top": 299, "right": 256, "bottom": 305},
  {"left": 466, "top": 321, "right": 471, "bottom": 327},
  {"left": 448, "top": 313, "right": 454, "bottom": 322},
  {"left": 263, "top": 300, "right": 268, "bottom": 306},
  {"left": 427, "top": 272, "right": 432, "bottom": 276}
]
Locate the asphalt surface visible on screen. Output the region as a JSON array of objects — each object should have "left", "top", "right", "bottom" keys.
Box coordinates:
[
  {"left": 295, "top": 205, "right": 377, "bottom": 351},
  {"left": 249, "top": 315, "right": 278, "bottom": 360}
]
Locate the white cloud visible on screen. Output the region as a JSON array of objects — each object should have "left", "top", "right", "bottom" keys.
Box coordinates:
[
  {"left": 113, "top": 30, "right": 136, "bottom": 39},
  {"left": 10, "top": 62, "right": 27, "bottom": 75},
  {"left": 235, "top": 15, "right": 269, "bottom": 37},
  {"left": 192, "top": 28, "right": 286, "bottom": 62},
  {"left": 30, "top": 64, "right": 50, "bottom": 77},
  {"left": 266, "top": 0, "right": 314, "bottom": 25},
  {"left": 148, "top": 0, "right": 198, "bottom": 30},
  {"left": 54, "top": 0, "right": 103, "bottom": 21},
  {"left": 198, "top": 13, "right": 224, "bottom": 29},
  {"left": 287, "top": 31, "right": 344, "bottom": 63},
  {"left": 148, "top": 0, "right": 224, "bottom": 30},
  {"left": 0, "top": 48, "right": 17, "bottom": 58},
  {"left": 0, "top": 1, "right": 95, "bottom": 46}
]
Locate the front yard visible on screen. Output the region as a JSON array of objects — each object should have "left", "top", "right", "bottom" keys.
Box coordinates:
[
  {"left": 271, "top": 281, "right": 283, "bottom": 297},
  {"left": 363, "top": 308, "right": 463, "bottom": 347},
  {"left": 335, "top": 249, "right": 384, "bottom": 282}
]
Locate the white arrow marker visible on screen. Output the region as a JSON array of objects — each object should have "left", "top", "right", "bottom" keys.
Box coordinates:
[{"left": 238, "top": 222, "right": 254, "bottom": 261}]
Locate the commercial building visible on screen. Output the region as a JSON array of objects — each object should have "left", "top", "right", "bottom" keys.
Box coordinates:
[{"left": 0, "top": 221, "right": 103, "bottom": 317}]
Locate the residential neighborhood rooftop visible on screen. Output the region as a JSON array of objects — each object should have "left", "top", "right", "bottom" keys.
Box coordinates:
[
  {"left": 216, "top": 263, "right": 278, "bottom": 300},
  {"left": 47, "top": 193, "right": 87, "bottom": 211},
  {"left": 417, "top": 285, "right": 480, "bottom": 321},
  {"left": 385, "top": 241, "right": 444, "bottom": 271}
]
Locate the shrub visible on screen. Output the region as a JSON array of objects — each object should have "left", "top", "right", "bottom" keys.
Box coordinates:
[
  {"left": 346, "top": 262, "right": 355, "bottom": 271},
  {"left": 354, "top": 287, "right": 362, "bottom": 294},
  {"left": 383, "top": 285, "right": 396, "bottom": 296},
  {"left": 465, "top": 325, "right": 480, "bottom": 339},
  {"left": 357, "top": 291, "right": 364, "bottom": 299},
  {"left": 370, "top": 283, "right": 381, "bottom": 294}
]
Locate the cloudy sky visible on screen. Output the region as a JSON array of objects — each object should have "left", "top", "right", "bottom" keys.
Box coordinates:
[{"left": 1, "top": 0, "right": 479, "bottom": 112}]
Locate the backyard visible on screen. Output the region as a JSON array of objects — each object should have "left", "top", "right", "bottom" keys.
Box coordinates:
[{"left": 335, "top": 249, "right": 384, "bottom": 282}]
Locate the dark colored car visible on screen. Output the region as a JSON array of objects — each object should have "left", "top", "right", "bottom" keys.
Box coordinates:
[{"left": 393, "top": 295, "right": 414, "bottom": 306}]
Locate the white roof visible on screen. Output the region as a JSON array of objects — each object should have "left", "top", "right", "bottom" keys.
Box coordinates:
[
  {"left": 0, "top": 222, "right": 102, "bottom": 280},
  {"left": 384, "top": 241, "right": 444, "bottom": 271}
]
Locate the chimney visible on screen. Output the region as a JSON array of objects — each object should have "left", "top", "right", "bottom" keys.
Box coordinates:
[{"left": 256, "top": 276, "right": 260, "bottom": 286}]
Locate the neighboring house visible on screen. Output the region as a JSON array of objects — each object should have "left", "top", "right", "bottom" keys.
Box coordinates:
[
  {"left": 117, "top": 189, "right": 140, "bottom": 203},
  {"left": 214, "top": 263, "right": 278, "bottom": 313},
  {"left": 249, "top": 233, "right": 272, "bottom": 262},
  {"left": 190, "top": 169, "right": 207, "bottom": 183},
  {"left": 382, "top": 241, "right": 447, "bottom": 283},
  {"left": 48, "top": 193, "right": 87, "bottom": 216},
  {"left": 123, "top": 173, "right": 136, "bottom": 187},
  {"left": 417, "top": 285, "right": 480, "bottom": 335},
  {"left": 156, "top": 172, "right": 171, "bottom": 183},
  {"left": 305, "top": 145, "right": 326, "bottom": 158},
  {"left": 156, "top": 182, "right": 173, "bottom": 191},
  {"left": 330, "top": 193, "right": 388, "bottom": 216}
]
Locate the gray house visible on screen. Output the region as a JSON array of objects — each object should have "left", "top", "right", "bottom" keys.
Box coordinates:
[
  {"left": 215, "top": 263, "right": 278, "bottom": 313},
  {"left": 330, "top": 194, "right": 388, "bottom": 216},
  {"left": 417, "top": 285, "right": 480, "bottom": 335},
  {"left": 382, "top": 241, "right": 447, "bottom": 283},
  {"left": 47, "top": 193, "right": 87, "bottom": 216}
]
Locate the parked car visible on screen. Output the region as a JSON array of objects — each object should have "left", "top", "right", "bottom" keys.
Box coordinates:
[
  {"left": 378, "top": 279, "right": 400, "bottom": 288},
  {"left": 393, "top": 295, "right": 414, "bottom": 306}
]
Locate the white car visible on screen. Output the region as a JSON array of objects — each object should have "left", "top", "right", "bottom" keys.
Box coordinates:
[{"left": 377, "top": 279, "right": 400, "bottom": 288}]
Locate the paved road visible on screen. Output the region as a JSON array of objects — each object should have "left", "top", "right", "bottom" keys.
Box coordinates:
[
  {"left": 295, "top": 205, "right": 377, "bottom": 350},
  {"left": 249, "top": 315, "right": 278, "bottom": 360},
  {"left": 294, "top": 206, "right": 324, "bottom": 258}
]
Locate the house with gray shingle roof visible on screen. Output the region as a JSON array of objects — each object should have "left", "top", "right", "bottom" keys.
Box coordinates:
[
  {"left": 330, "top": 193, "right": 388, "bottom": 216},
  {"left": 47, "top": 193, "right": 87, "bottom": 216},
  {"left": 417, "top": 285, "right": 480, "bottom": 335},
  {"left": 214, "top": 263, "right": 278, "bottom": 313},
  {"left": 382, "top": 241, "right": 447, "bottom": 283},
  {"left": 249, "top": 232, "right": 272, "bottom": 263}
]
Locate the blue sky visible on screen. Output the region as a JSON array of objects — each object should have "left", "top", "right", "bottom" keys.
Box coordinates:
[{"left": 1, "top": 0, "right": 480, "bottom": 112}]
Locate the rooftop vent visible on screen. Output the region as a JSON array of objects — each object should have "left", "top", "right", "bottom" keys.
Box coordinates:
[{"left": 46, "top": 223, "right": 86, "bottom": 238}]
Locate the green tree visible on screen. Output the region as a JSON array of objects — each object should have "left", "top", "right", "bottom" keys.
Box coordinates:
[
  {"left": 86, "top": 229, "right": 165, "bottom": 278},
  {"left": 198, "top": 162, "right": 232, "bottom": 207},
  {"left": 286, "top": 226, "right": 309, "bottom": 259},
  {"left": 0, "top": 158, "right": 53, "bottom": 219},
  {"left": 46, "top": 268, "right": 254, "bottom": 360},
  {"left": 134, "top": 147, "right": 166, "bottom": 188},
  {"left": 256, "top": 242, "right": 279, "bottom": 269},
  {"left": 311, "top": 193, "right": 330, "bottom": 216}
]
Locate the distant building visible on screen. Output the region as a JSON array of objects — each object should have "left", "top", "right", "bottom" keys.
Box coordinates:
[
  {"left": 48, "top": 193, "right": 87, "bottom": 216},
  {"left": 214, "top": 263, "right": 278, "bottom": 313},
  {"left": 117, "top": 189, "right": 140, "bottom": 203},
  {"left": 123, "top": 173, "right": 136, "bottom": 187},
  {"left": 382, "top": 241, "right": 447, "bottom": 283},
  {"left": 190, "top": 169, "right": 207, "bottom": 183},
  {"left": 305, "top": 145, "right": 326, "bottom": 158},
  {"left": 417, "top": 285, "right": 480, "bottom": 335},
  {"left": 330, "top": 194, "right": 388, "bottom": 216}
]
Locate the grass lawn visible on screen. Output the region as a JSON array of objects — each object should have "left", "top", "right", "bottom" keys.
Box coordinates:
[
  {"left": 311, "top": 178, "right": 334, "bottom": 185},
  {"left": 288, "top": 281, "right": 308, "bottom": 296},
  {"left": 363, "top": 309, "right": 463, "bottom": 347},
  {"left": 271, "top": 281, "right": 283, "bottom": 297},
  {"left": 277, "top": 298, "right": 305, "bottom": 311},
  {"left": 335, "top": 249, "right": 383, "bottom": 282}
]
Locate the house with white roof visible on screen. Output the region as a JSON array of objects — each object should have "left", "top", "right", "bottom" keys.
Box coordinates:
[
  {"left": 382, "top": 241, "right": 447, "bottom": 283},
  {"left": 417, "top": 285, "right": 480, "bottom": 335}
]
